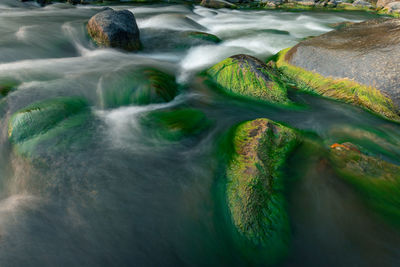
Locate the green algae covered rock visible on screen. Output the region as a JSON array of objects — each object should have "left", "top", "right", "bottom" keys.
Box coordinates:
[
  {"left": 102, "top": 67, "right": 179, "bottom": 108},
  {"left": 184, "top": 31, "right": 221, "bottom": 43},
  {"left": 8, "top": 97, "right": 90, "bottom": 156},
  {"left": 275, "top": 18, "right": 400, "bottom": 122},
  {"left": 329, "top": 142, "right": 400, "bottom": 227},
  {"left": 207, "top": 54, "right": 290, "bottom": 104},
  {"left": 141, "top": 108, "right": 211, "bottom": 141},
  {"left": 226, "top": 118, "right": 299, "bottom": 263},
  {"left": 0, "top": 79, "right": 19, "bottom": 99}
]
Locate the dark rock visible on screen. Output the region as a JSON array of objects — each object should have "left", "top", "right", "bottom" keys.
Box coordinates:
[
  {"left": 87, "top": 9, "right": 141, "bottom": 51},
  {"left": 200, "top": 0, "right": 236, "bottom": 8}
]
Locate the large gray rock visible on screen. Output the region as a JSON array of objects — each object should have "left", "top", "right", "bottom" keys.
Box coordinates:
[
  {"left": 285, "top": 18, "right": 400, "bottom": 110},
  {"left": 87, "top": 9, "right": 141, "bottom": 51}
]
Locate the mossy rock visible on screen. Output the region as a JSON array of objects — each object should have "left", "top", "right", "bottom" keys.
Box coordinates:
[
  {"left": 330, "top": 142, "right": 400, "bottom": 227},
  {"left": 184, "top": 31, "right": 221, "bottom": 43},
  {"left": 226, "top": 118, "right": 300, "bottom": 263},
  {"left": 141, "top": 108, "right": 211, "bottom": 141},
  {"left": 206, "top": 54, "right": 290, "bottom": 104},
  {"left": 275, "top": 19, "right": 400, "bottom": 122},
  {"left": 0, "top": 79, "right": 19, "bottom": 99},
  {"left": 8, "top": 97, "right": 91, "bottom": 156},
  {"left": 101, "top": 68, "right": 179, "bottom": 108}
]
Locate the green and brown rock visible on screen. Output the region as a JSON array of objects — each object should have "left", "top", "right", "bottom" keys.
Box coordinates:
[
  {"left": 226, "top": 118, "right": 299, "bottom": 262},
  {"left": 276, "top": 18, "right": 400, "bottom": 121},
  {"left": 207, "top": 54, "right": 290, "bottom": 104},
  {"left": 330, "top": 142, "right": 400, "bottom": 227}
]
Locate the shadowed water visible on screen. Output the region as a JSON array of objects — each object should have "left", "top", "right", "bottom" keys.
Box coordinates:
[{"left": 0, "top": 2, "right": 399, "bottom": 266}]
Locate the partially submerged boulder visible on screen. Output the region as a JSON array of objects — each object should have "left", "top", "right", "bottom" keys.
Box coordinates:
[
  {"left": 276, "top": 18, "right": 400, "bottom": 121},
  {"left": 330, "top": 142, "right": 400, "bottom": 227},
  {"left": 87, "top": 9, "right": 141, "bottom": 51},
  {"left": 101, "top": 67, "right": 179, "bottom": 108},
  {"left": 0, "top": 79, "right": 19, "bottom": 99},
  {"left": 8, "top": 97, "right": 90, "bottom": 156},
  {"left": 141, "top": 108, "right": 211, "bottom": 141},
  {"left": 225, "top": 118, "right": 299, "bottom": 263},
  {"left": 207, "top": 54, "right": 290, "bottom": 104}
]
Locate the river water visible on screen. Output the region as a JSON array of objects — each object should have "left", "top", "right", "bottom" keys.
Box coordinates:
[{"left": 0, "top": 1, "right": 400, "bottom": 266}]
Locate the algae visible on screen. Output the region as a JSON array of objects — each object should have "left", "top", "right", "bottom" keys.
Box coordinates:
[
  {"left": 206, "top": 55, "right": 290, "bottom": 105},
  {"left": 225, "top": 118, "right": 299, "bottom": 263},
  {"left": 329, "top": 142, "right": 400, "bottom": 228}
]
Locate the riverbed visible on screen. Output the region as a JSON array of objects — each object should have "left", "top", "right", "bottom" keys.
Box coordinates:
[{"left": 0, "top": 2, "right": 399, "bottom": 266}]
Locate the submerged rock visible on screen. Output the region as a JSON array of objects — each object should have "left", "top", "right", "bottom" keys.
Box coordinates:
[
  {"left": 141, "top": 108, "right": 211, "bottom": 141},
  {"left": 276, "top": 18, "right": 400, "bottom": 121},
  {"left": 0, "top": 80, "right": 19, "bottom": 99},
  {"left": 329, "top": 142, "right": 400, "bottom": 227},
  {"left": 183, "top": 31, "right": 221, "bottom": 43},
  {"left": 101, "top": 67, "right": 179, "bottom": 108},
  {"left": 225, "top": 118, "right": 299, "bottom": 263},
  {"left": 207, "top": 54, "right": 290, "bottom": 104},
  {"left": 8, "top": 97, "right": 90, "bottom": 156},
  {"left": 87, "top": 9, "right": 141, "bottom": 51}
]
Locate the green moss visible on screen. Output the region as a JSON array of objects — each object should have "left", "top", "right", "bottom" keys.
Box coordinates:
[
  {"left": 141, "top": 108, "right": 211, "bottom": 141},
  {"left": 185, "top": 31, "right": 222, "bottom": 43},
  {"left": 275, "top": 48, "right": 400, "bottom": 121},
  {"left": 8, "top": 97, "right": 90, "bottom": 156},
  {"left": 330, "top": 142, "right": 400, "bottom": 227},
  {"left": 206, "top": 56, "right": 290, "bottom": 105},
  {"left": 0, "top": 79, "right": 19, "bottom": 99},
  {"left": 226, "top": 118, "right": 299, "bottom": 263},
  {"left": 102, "top": 67, "right": 179, "bottom": 108}
]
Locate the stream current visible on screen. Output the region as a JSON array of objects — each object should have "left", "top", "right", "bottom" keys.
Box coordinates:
[{"left": 0, "top": 1, "right": 400, "bottom": 266}]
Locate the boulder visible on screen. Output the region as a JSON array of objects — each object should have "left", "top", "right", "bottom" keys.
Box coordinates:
[
  {"left": 329, "top": 142, "right": 400, "bottom": 227},
  {"left": 207, "top": 54, "right": 290, "bottom": 104},
  {"left": 101, "top": 67, "right": 179, "bottom": 108},
  {"left": 376, "top": 0, "right": 397, "bottom": 7},
  {"left": 224, "top": 118, "right": 299, "bottom": 263},
  {"left": 8, "top": 97, "right": 90, "bottom": 156},
  {"left": 200, "top": 0, "right": 236, "bottom": 8},
  {"left": 276, "top": 18, "right": 400, "bottom": 121},
  {"left": 87, "top": 9, "right": 141, "bottom": 51},
  {"left": 386, "top": 1, "right": 400, "bottom": 12},
  {"left": 352, "top": 0, "right": 372, "bottom": 7},
  {"left": 141, "top": 108, "right": 211, "bottom": 141}
]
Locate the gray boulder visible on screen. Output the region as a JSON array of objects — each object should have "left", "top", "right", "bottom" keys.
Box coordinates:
[
  {"left": 87, "top": 9, "right": 141, "bottom": 51},
  {"left": 281, "top": 18, "right": 400, "bottom": 120}
]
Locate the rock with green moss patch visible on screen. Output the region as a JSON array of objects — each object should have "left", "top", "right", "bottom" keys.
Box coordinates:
[
  {"left": 329, "top": 142, "right": 400, "bottom": 227},
  {"left": 184, "top": 31, "right": 221, "bottom": 43},
  {"left": 207, "top": 54, "right": 290, "bottom": 104},
  {"left": 226, "top": 118, "right": 299, "bottom": 263},
  {"left": 8, "top": 97, "right": 91, "bottom": 156},
  {"left": 101, "top": 68, "right": 179, "bottom": 108},
  {"left": 276, "top": 18, "right": 400, "bottom": 121},
  {"left": 0, "top": 79, "right": 19, "bottom": 99},
  {"left": 141, "top": 108, "right": 211, "bottom": 141}
]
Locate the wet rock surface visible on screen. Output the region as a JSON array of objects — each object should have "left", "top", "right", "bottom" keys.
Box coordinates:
[
  {"left": 87, "top": 9, "right": 141, "bottom": 51},
  {"left": 285, "top": 18, "right": 400, "bottom": 109}
]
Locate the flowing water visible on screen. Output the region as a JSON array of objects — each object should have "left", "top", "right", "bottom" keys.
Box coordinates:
[{"left": 0, "top": 1, "right": 400, "bottom": 266}]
